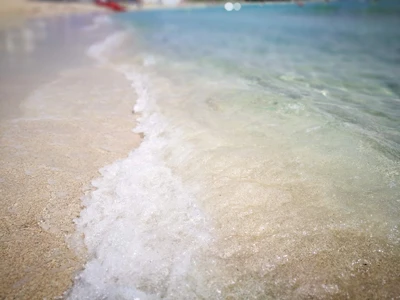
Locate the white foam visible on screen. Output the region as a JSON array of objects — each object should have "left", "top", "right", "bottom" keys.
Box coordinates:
[{"left": 68, "top": 33, "right": 210, "bottom": 299}]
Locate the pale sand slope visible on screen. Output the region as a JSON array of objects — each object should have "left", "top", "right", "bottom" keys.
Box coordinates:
[
  {"left": 0, "top": 0, "right": 110, "bottom": 28},
  {"left": 0, "top": 0, "right": 207, "bottom": 27},
  {"left": 0, "top": 0, "right": 107, "bottom": 17},
  {"left": 0, "top": 64, "right": 141, "bottom": 298}
]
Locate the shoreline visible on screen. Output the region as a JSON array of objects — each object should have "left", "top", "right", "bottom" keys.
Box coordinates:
[
  {"left": 0, "top": 66, "right": 142, "bottom": 299},
  {"left": 0, "top": 12, "right": 142, "bottom": 298},
  {"left": 3, "top": 1, "right": 398, "bottom": 299}
]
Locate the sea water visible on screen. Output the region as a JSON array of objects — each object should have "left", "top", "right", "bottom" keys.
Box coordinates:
[{"left": 69, "top": 1, "right": 400, "bottom": 299}]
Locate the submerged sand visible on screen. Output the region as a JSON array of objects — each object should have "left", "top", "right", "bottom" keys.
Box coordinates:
[{"left": 0, "top": 63, "right": 140, "bottom": 298}]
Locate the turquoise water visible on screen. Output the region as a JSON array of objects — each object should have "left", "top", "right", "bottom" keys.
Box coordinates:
[
  {"left": 119, "top": 0, "right": 400, "bottom": 158},
  {"left": 70, "top": 2, "right": 400, "bottom": 299}
]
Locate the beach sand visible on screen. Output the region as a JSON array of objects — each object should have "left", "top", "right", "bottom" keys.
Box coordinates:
[
  {"left": 0, "top": 66, "right": 141, "bottom": 299},
  {"left": 0, "top": 0, "right": 109, "bottom": 28},
  {"left": 0, "top": 0, "right": 205, "bottom": 28},
  {"left": 0, "top": 5, "right": 141, "bottom": 298}
]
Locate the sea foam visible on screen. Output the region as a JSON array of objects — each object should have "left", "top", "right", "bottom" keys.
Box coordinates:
[
  {"left": 69, "top": 78, "right": 209, "bottom": 299},
  {"left": 68, "top": 22, "right": 210, "bottom": 300}
]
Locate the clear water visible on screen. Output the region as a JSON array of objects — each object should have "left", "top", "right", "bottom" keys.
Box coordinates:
[{"left": 70, "top": 2, "right": 400, "bottom": 299}]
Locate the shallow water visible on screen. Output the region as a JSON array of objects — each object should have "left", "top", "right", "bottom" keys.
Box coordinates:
[{"left": 70, "top": 2, "right": 400, "bottom": 299}]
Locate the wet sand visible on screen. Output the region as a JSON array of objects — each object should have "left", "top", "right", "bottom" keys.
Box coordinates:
[{"left": 0, "top": 13, "right": 141, "bottom": 299}]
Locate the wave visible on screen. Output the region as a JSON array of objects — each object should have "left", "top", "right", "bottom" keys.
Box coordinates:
[{"left": 68, "top": 21, "right": 210, "bottom": 300}]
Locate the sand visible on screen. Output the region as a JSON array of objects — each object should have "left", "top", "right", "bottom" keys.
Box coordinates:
[
  {"left": 0, "top": 3, "right": 142, "bottom": 296},
  {"left": 0, "top": 0, "right": 207, "bottom": 28},
  {"left": 0, "top": 0, "right": 110, "bottom": 28},
  {"left": 0, "top": 65, "right": 141, "bottom": 299},
  {"left": 0, "top": 0, "right": 213, "bottom": 297}
]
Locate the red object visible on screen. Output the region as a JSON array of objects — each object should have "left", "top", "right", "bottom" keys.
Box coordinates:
[{"left": 95, "top": 0, "right": 126, "bottom": 12}]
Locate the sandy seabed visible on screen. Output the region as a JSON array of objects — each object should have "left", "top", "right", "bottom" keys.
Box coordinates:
[{"left": 0, "top": 4, "right": 141, "bottom": 297}]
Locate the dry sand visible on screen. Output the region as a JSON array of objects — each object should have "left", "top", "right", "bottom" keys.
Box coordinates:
[
  {"left": 0, "top": 0, "right": 110, "bottom": 28},
  {"left": 0, "top": 15, "right": 141, "bottom": 297}
]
